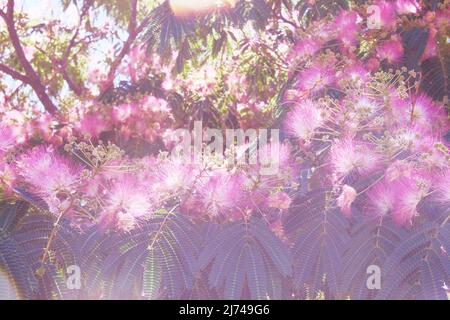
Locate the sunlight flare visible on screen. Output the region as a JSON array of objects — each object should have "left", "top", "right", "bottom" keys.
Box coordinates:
[{"left": 169, "top": 0, "right": 237, "bottom": 17}]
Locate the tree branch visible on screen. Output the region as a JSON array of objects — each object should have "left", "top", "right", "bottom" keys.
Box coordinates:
[
  {"left": 101, "top": 0, "right": 147, "bottom": 95},
  {"left": 2, "top": 0, "right": 59, "bottom": 116},
  {"left": 57, "top": 0, "right": 94, "bottom": 96},
  {"left": 0, "top": 63, "right": 30, "bottom": 84}
]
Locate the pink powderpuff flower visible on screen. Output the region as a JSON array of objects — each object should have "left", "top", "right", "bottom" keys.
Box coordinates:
[
  {"left": 420, "top": 141, "right": 450, "bottom": 170},
  {"left": 391, "top": 176, "right": 430, "bottom": 225},
  {"left": 330, "top": 137, "right": 380, "bottom": 179},
  {"left": 197, "top": 172, "right": 245, "bottom": 221},
  {"left": 367, "top": 182, "right": 397, "bottom": 217},
  {"left": 393, "top": 94, "right": 449, "bottom": 134},
  {"left": 366, "top": 58, "right": 380, "bottom": 72},
  {"left": 141, "top": 96, "right": 170, "bottom": 114},
  {"left": 284, "top": 99, "right": 324, "bottom": 142},
  {"left": 353, "top": 96, "right": 382, "bottom": 115},
  {"left": 112, "top": 103, "right": 134, "bottom": 123},
  {"left": 341, "top": 63, "right": 370, "bottom": 84},
  {"left": 410, "top": 95, "right": 449, "bottom": 134},
  {"left": 337, "top": 184, "right": 357, "bottom": 217},
  {"left": 268, "top": 192, "right": 292, "bottom": 210},
  {"left": 291, "top": 39, "right": 322, "bottom": 59},
  {"left": 154, "top": 160, "right": 196, "bottom": 195},
  {"left": 377, "top": 38, "right": 404, "bottom": 64},
  {"left": 395, "top": 0, "right": 421, "bottom": 15},
  {"left": 297, "top": 65, "right": 334, "bottom": 94},
  {"left": 100, "top": 175, "right": 153, "bottom": 231},
  {"left": 15, "top": 145, "right": 81, "bottom": 214},
  {"left": 334, "top": 10, "right": 361, "bottom": 46}
]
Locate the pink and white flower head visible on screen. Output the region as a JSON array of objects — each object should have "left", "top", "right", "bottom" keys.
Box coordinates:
[
  {"left": 391, "top": 176, "right": 430, "bottom": 225},
  {"left": 330, "top": 137, "right": 380, "bottom": 179},
  {"left": 334, "top": 10, "right": 361, "bottom": 46},
  {"left": 393, "top": 94, "right": 449, "bottom": 134},
  {"left": 341, "top": 63, "right": 370, "bottom": 84},
  {"left": 377, "top": 38, "right": 404, "bottom": 64},
  {"left": 15, "top": 145, "right": 81, "bottom": 214},
  {"left": 100, "top": 174, "right": 153, "bottom": 231},
  {"left": 367, "top": 181, "right": 397, "bottom": 217},
  {"left": 155, "top": 160, "right": 196, "bottom": 195},
  {"left": 197, "top": 171, "right": 245, "bottom": 221},
  {"left": 353, "top": 96, "right": 382, "bottom": 116},
  {"left": 337, "top": 184, "right": 357, "bottom": 217},
  {"left": 284, "top": 99, "right": 324, "bottom": 143},
  {"left": 297, "top": 65, "right": 334, "bottom": 94},
  {"left": 410, "top": 95, "right": 449, "bottom": 134},
  {"left": 291, "top": 39, "right": 322, "bottom": 59},
  {"left": 141, "top": 96, "right": 170, "bottom": 114},
  {"left": 112, "top": 103, "right": 134, "bottom": 123}
]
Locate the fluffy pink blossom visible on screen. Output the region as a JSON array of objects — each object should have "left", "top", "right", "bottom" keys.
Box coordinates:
[
  {"left": 391, "top": 177, "right": 430, "bottom": 225},
  {"left": 337, "top": 184, "right": 357, "bottom": 217},
  {"left": 377, "top": 38, "right": 404, "bottom": 64},
  {"left": 154, "top": 160, "right": 196, "bottom": 195},
  {"left": 15, "top": 146, "right": 81, "bottom": 214},
  {"left": 112, "top": 103, "right": 134, "bottom": 123},
  {"left": 341, "top": 64, "right": 370, "bottom": 83},
  {"left": 284, "top": 100, "right": 323, "bottom": 142},
  {"left": 330, "top": 137, "right": 380, "bottom": 179},
  {"left": 353, "top": 96, "right": 382, "bottom": 115},
  {"left": 334, "top": 10, "right": 361, "bottom": 46},
  {"left": 367, "top": 182, "right": 396, "bottom": 217},
  {"left": 410, "top": 95, "right": 449, "bottom": 134},
  {"left": 297, "top": 66, "right": 334, "bottom": 94},
  {"left": 291, "top": 39, "right": 322, "bottom": 58},
  {"left": 141, "top": 96, "right": 170, "bottom": 114},
  {"left": 99, "top": 175, "right": 153, "bottom": 231},
  {"left": 196, "top": 172, "right": 245, "bottom": 220}
]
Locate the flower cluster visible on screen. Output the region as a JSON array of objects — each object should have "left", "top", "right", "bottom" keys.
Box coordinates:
[
  {"left": 0, "top": 0, "right": 449, "bottom": 235},
  {"left": 282, "top": 1, "right": 450, "bottom": 225}
]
